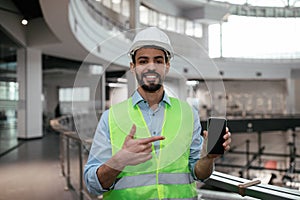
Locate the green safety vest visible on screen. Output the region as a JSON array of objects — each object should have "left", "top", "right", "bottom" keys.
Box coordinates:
[{"left": 105, "top": 97, "right": 198, "bottom": 200}]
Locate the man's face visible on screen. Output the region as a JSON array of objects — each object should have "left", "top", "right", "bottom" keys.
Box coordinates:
[{"left": 130, "top": 48, "right": 170, "bottom": 92}]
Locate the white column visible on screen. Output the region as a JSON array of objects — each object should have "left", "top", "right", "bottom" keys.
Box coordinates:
[
  {"left": 286, "top": 78, "right": 295, "bottom": 115},
  {"left": 294, "top": 79, "right": 300, "bottom": 114},
  {"left": 201, "top": 24, "right": 209, "bottom": 52},
  {"left": 129, "top": 0, "right": 140, "bottom": 29},
  {"left": 17, "top": 48, "right": 43, "bottom": 139}
]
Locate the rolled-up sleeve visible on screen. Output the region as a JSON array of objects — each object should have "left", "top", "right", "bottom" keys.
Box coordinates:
[
  {"left": 84, "top": 110, "right": 113, "bottom": 195},
  {"left": 188, "top": 108, "right": 204, "bottom": 181}
]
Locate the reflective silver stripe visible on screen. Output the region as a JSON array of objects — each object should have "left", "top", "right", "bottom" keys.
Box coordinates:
[
  {"left": 163, "top": 198, "right": 198, "bottom": 200},
  {"left": 158, "top": 173, "right": 194, "bottom": 185},
  {"left": 114, "top": 174, "right": 156, "bottom": 190},
  {"left": 150, "top": 197, "right": 198, "bottom": 200},
  {"left": 114, "top": 173, "right": 193, "bottom": 190}
]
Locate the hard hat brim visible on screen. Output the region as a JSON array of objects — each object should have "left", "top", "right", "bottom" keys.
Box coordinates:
[{"left": 128, "top": 40, "right": 174, "bottom": 59}]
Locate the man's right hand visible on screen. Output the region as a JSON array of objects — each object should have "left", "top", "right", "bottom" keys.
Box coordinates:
[
  {"left": 116, "top": 124, "right": 165, "bottom": 167},
  {"left": 97, "top": 124, "right": 165, "bottom": 189}
]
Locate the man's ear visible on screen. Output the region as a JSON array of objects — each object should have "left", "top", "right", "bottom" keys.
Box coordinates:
[
  {"left": 165, "top": 62, "right": 170, "bottom": 74},
  {"left": 130, "top": 62, "right": 135, "bottom": 73}
]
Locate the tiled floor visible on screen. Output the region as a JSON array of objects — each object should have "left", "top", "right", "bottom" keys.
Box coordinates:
[{"left": 0, "top": 132, "right": 76, "bottom": 200}]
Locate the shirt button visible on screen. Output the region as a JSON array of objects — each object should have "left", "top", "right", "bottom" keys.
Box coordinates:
[
  {"left": 152, "top": 113, "right": 155, "bottom": 116},
  {"left": 153, "top": 131, "right": 156, "bottom": 135}
]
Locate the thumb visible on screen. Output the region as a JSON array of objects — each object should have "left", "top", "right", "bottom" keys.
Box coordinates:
[
  {"left": 127, "top": 124, "right": 136, "bottom": 139},
  {"left": 203, "top": 130, "right": 208, "bottom": 140},
  {"left": 200, "top": 130, "right": 208, "bottom": 159}
]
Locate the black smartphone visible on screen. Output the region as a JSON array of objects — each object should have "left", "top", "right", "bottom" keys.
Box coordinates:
[{"left": 207, "top": 117, "right": 227, "bottom": 155}]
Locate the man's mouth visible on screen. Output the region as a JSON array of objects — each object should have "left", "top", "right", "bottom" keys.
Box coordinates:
[
  {"left": 138, "top": 72, "right": 162, "bottom": 92},
  {"left": 143, "top": 74, "right": 158, "bottom": 82}
]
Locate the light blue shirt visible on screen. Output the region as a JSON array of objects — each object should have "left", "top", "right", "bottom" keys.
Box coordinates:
[{"left": 84, "top": 91, "right": 203, "bottom": 195}]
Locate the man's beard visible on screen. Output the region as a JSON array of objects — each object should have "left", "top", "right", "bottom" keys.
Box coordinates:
[
  {"left": 141, "top": 83, "right": 162, "bottom": 92},
  {"left": 136, "top": 70, "right": 163, "bottom": 92}
]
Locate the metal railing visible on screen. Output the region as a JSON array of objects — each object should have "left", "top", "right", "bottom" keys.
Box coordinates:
[
  {"left": 50, "top": 116, "right": 96, "bottom": 200},
  {"left": 50, "top": 115, "right": 300, "bottom": 200},
  {"left": 206, "top": 171, "right": 300, "bottom": 200}
]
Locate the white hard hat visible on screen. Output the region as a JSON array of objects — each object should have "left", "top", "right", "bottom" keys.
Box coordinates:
[{"left": 128, "top": 27, "right": 174, "bottom": 61}]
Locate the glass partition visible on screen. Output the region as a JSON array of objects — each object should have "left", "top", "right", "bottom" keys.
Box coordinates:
[
  {"left": 93, "top": 0, "right": 203, "bottom": 38},
  {"left": 209, "top": 15, "right": 300, "bottom": 59},
  {"left": 214, "top": 0, "right": 300, "bottom": 7}
]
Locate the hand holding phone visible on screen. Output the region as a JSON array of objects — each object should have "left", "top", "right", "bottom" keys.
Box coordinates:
[{"left": 207, "top": 117, "right": 227, "bottom": 155}]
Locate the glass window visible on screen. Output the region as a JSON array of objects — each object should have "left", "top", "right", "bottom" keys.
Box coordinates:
[
  {"left": 121, "top": 0, "right": 130, "bottom": 17},
  {"left": 112, "top": 0, "right": 121, "bottom": 13},
  {"left": 137, "top": 4, "right": 204, "bottom": 38},
  {"left": 102, "top": 0, "right": 111, "bottom": 8},
  {"left": 0, "top": 82, "right": 6, "bottom": 100},
  {"left": 176, "top": 18, "right": 185, "bottom": 34},
  {"left": 194, "top": 22, "right": 203, "bottom": 38},
  {"left": 295, "top": 1, "right": 300, "bottom": 7},
  {"left": 214, "top": 0, "right": 246, "bottom": 5},
  {"left": 9, "top": 82, "right": 18, "bottom": 100},
  {"left": 247, "top": 0, "right": 287, "bottom": 7},
  {"left": 0, "top": 62, "right": 16, "bottom": 71},
  {"left": 209, "top": 15, "right": 300, "bottom": 59},
  {"left": 185, "top": 21, "right": 194, "bottom": 36},
  {"left": 59, "top": 87, "right": 90, "bottom": 102},
  {"left": 0, "top": 81, "right": 18, "bottom": 100},
  {"left": 166, "top": 16, "right": 176, "bottom": 31},
  {"left": 158, "top": 13, "right": 167, "bottom": 29},
  {"left": 140, "top": 5, "right": 149, "bottom": 24},
  {"left": 149, "top": 9, "right": 158, "bottom": 26},
  {"left": 213, "top": 0, "right": 298, "bottom": 7}
]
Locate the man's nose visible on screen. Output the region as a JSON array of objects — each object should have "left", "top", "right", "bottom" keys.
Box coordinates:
[{"left": 146, "top": 62, "right": 156, "bottom": 69}]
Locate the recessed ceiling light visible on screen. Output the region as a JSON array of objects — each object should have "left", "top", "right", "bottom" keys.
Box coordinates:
[
  {"left": 112, "top": 0, "right": 121, "bottom": 4},
  {"left": 21, "top": 19, "right": 28, "bottom": 25}
]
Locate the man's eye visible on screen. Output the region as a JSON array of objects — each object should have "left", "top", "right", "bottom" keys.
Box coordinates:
[
  {"left": 138, "top": 60, "right": 147, "bottom": 64},
  {"left": 156, "top": 60, "right": 164, "bottom": 64}
]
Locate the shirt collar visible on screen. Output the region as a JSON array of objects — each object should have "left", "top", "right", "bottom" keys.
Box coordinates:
[{"left": 131, "top": 90, "right": 171, "bottom": 107}]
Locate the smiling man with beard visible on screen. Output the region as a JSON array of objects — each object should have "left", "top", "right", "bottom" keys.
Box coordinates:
[
  {"left": 84, "top": 27, "right": 231, "bottom": 200},
  {"left": 132, "top": 48, "right": 167, "bottom": 93}
]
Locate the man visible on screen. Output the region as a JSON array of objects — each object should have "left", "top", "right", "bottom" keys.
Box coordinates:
[{"left": 84, "top": 27, "right": 231, "bottom": 199}]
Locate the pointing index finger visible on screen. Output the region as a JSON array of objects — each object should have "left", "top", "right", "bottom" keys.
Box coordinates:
[{"left": 139, "top": 136, "right": 165, "bottom": 144}]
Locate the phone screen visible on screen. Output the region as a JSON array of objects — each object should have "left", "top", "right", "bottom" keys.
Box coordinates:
[{"left": 207, "top": 117, "right": 227, "bottom": 154}]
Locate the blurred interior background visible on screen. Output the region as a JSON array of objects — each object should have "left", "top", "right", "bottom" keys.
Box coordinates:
[{"left": 1, "top": 0, "right": 300, "bottom": 199}]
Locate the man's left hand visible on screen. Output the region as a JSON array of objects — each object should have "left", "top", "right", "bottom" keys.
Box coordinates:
[{"left": 202, "top": 127, "right": 231, "bottom": 159}]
